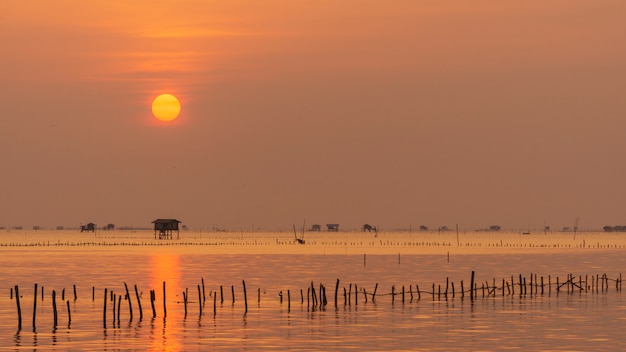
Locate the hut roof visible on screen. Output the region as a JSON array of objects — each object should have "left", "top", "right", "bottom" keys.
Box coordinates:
[{"left": 152, "top": 219, "right": 181, "bottom": 224}]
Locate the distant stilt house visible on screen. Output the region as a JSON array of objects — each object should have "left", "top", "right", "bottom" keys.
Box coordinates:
[
  {"left": 310, "top": 224, "right": 321, "bottom": 232},
  {"left": 80, "top": 223, "right": 96, "bottom": 233},
  {"left": 326, "top": 224, "right": 339, "bottom": 232},
  {"left": 105, "top": 223, "right": 115, "bottom": 231},
  {"left": 152, "top": 219, "right": 181, "bottom": 239},
  {"left": 363, "top": 224, "right": 377, "bottom": 232}
]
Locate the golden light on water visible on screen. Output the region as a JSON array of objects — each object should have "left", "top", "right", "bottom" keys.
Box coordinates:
[{"left": 150, "top": 254, "right": 182, "bottom": 351}]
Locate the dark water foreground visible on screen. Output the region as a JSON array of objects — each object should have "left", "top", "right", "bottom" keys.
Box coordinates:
[{"left": 1, "top": 241, "right": 625, "bottom": 350}]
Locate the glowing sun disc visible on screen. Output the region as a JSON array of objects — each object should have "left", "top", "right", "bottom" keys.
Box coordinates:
[{"left": 152, "top": 94, "right": 181, "bottom": 121}]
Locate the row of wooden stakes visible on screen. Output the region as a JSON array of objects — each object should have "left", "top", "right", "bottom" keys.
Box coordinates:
[{"left": 10, "top": 271, "right": 622, "bottom": 331}]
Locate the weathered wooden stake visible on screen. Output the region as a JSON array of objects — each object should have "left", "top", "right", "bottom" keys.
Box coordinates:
[
  {"left": 183, "top": 290, "right": 188, "bottom": 317},
  {"left": 66, "top": 300, "right": 71, "bottom": 325},
  {"left": 32, "top": 284, "right": 37, "bottom": 330},
  {"left": 243, "top": 280, "right": 248, "bottom": 314},
  {"left": 73, "top": 284, "right": 77, "bottom": 301},
  {"left": 15, "top": 285, "right": 22, "bottom": 331},
  {"left": 213, "top": 290, "right": 217, "bottom": 317},
  {"left": 373, "top": 283, "right": 378, "bottom": 302},
  {"left": 150, "top": 290, "right": 156, "bottom": 318},
  {"left": 124, "top": 282, "right": 133, "bottom": 321},
  {"left": 103, "top": 288, "right": 107, "bottom": 327},
  {"left": 163, "top": 281, "right": 167, "bottom": 318},
  {"left": 470, "top": 271, "right": 475, "bottom": 300},
  {"left": 117, "top": 294, "right": 121, "bottom": 324},
  {"left": 202, "top": 277, "right": 206, "bottom": 303},
  {"left": 135, "top": 284, "right": 143, "bottom": 320},
  {"left": 198, "top": 285, "right": 203, "bottom": 316},
  {"left": 52, "top": 290, "right": 58, "bottom": 327}
]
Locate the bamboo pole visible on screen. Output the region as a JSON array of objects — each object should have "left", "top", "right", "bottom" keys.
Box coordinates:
[
  {"left": 103, "top": 288, "right": 107, "bottom": 327},
  {"left": 15, "top": 285, "right": 22, "bottom": 331},
  {"left": 32, "top": 284, "right": 37, "bottom": 331},
  {"left": 52, "top": 290, "right": 58, "bottom": 328},
  {"left": 470, "top": 271, "right": 475, "bottom": 300},
  {"left": 135, "top": 284, "right": 143, "bottom": 320},
  {"left": 198, "top": 285, "right": 203, "bottom": 316},
  {"left": 243, "top": 280, "right": 248, "bottom": 314},
  {"left": 150, "top": 290, "right": 156, "bottom": 318},
  {"left": 66, "top": 300, "right": 71, "bottom": 325},
  {"left": 124, "top": 282, "right": 133, "bottom": 321},
  {"left": 163, "top": 281, "right": 167, "bottom": 318}
]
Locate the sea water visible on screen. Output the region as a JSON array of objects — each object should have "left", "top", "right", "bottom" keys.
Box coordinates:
[{"left": 0, "top": 230, "right": 625, "bottom": 350}]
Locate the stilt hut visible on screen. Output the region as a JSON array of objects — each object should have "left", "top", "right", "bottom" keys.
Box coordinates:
[
  {"left": 80, "top": 223, "right": 96, "bottom": 232},
  {"left": 152, "top": 219, "right": 181, "bottom": 239},
  {"left": 326, "top": 224, "right": 339, "bottom": 232}
]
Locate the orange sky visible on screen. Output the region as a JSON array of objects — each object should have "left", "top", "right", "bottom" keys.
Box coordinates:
[{"left": 1, "top": 1, "right": 625, "bottom": 231}]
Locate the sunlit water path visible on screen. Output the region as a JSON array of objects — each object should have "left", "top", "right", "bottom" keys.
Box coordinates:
[{"left": 1, "top": 230, "right": 625, "bottom": 350}]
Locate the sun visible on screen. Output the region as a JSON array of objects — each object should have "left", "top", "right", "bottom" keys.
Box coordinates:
[{"left": 152, "top": 94, "right": 181, "bottom": 122}]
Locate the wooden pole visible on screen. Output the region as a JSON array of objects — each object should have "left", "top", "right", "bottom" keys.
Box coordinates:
[
  {"left": 183, "top": 290, "right": 188, "bottom": 317},
  {"left": 124, "top": 282, "right": 133, "bottom": 321},
  {"left": 73, "top": 284, "right": 77, "bottom": 301},
  {"left": 243, "top": 280, "right": 248, "bottom": 314},
  {"left": 198, "top": 285, "right": 203, "bottom": 316},
  {"left": 52, "top": 290, "right": 58, "bottom": 328},
  {"left": 117, "top": 294, "right": 121, "bottom": 324},
  {"left": 103, "top": 288, "right": 107, "bottom": 327},
  {"left": 66, "top": 300, "right": 71, "bottom": 325},
  {"left": 470, "top": 271, "right": 475, "bottom": 300},
  {"left": 150, "top": 290, "right": 156, "bottom": 318},
  {"left": 135, "top": 284, "right": 143, "bottom": 320},
  {"left": 202, "top": 277, "right": 206, "bottom": 303},
  {"left": 372, "top": 283, "right": 378, "bottom": 302},
  {"left": 32, "top": 284, "right": 37, "bottom": 331},
  {"left": 335, "top": 279, "right": 339, "bottom": 308},
  {"left": 163, "top": 281, "right": 167, "bottom": 318},
  {"left": 15, "top": 285, "right": 22, "bottom": 331}
]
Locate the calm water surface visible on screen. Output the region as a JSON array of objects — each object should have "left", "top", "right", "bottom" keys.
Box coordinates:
[{"left": 0, "top": 231, "right": 625, "bottom": 351}]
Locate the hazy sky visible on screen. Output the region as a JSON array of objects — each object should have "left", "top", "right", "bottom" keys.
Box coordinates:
[{"left": 1, "top": 1, "right": 625, "bottom": 231}]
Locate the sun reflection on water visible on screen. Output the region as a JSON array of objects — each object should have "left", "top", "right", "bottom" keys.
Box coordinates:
[{"left": 150, "top": 254, "right": 182, "bottom": 351}]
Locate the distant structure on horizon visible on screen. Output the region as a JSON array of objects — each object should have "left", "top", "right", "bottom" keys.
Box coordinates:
[
  {"left": 80, "top": 223, "right": 96, "bottom": 233},
  {"left": 326, "top": 224, "right": 339, "bottom": 232},
  {"left": 152, "top": 219, "right": 181, "bottom": 239},
  {"left": 310, "top": 224, "right": 321, "bottom": 232},
  {"left": 362, "top": 224, "right": 377, "bottom": 233}
]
